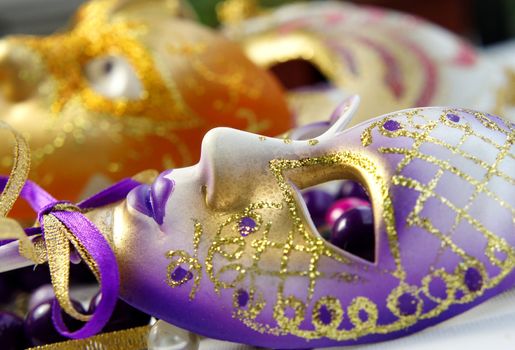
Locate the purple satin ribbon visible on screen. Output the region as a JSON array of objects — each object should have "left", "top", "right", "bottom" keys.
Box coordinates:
[{"left": 0, "top": 176, "right": 141, "bottom": 339}]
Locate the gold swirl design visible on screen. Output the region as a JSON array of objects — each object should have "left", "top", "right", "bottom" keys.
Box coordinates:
[{"left": 166, "top": 250, "right": 202, "bottom": 300}]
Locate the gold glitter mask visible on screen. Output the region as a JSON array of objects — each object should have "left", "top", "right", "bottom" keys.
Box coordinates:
[{"left": 0, "top": 0, "right": 292, "bottom": 215}]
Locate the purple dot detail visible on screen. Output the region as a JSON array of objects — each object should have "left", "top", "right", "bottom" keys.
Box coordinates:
[
  {"left": 398, "top": 293, "right": 418, "bottom": 316},
  {"left": 358, "top": 309, "right": 369, "bottom": 322},
  {"left": 171, "top": 266, "right": 193, "bottom": 283},
  {"left": 236, "top": 289, "right": 249, "bottom": 308},
  {"left": 428, "top": 276, "right": 447, "bottom": 300},
  {"left": 455, "top": 289, "right": 465, "bottom": 300},
  {"left": 464, "top": 267, "right": 483, "bottom": 292},
  {"left": 318, "top": 305, "right": 332, "bottom": 325},
  {"left": 383, "top": 119, "right": 401, "bottom": 131},
  {"left": 446, "top": 113, "right": 460, "bottom": 123},
  {"left": 239, "top": 217, "right": 256, "bottom": 237}
]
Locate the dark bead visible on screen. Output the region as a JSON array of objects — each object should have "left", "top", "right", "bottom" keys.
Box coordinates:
[
  {"left": 337, "top": 180, "right": 369, "bottom": 200},
  {"left": 27, "top": 284, "right": 55, "bottom": 312},
  {"left": 302, "top": 189, "right": 333, "bottom": 227},
  {"left": 0, "top": 274, "right": 14, "bottom": 303},
  {"left": 88, "top": 294, "right": 150, "bottom": 333},
  {"left": 25, "top": 299, "right": 86, "bottom": 346},
  {"left": 330, "top": 207, "right": 375, "bottom": 262},
  {"left": 0, "top": 312, "right": 26, "bottom": 350}
]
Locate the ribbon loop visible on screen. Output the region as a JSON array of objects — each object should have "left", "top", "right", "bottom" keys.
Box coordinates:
[
  {"left": 43, "top": 213, "right": 91, "bottom": 322},
  {"left": 0, "top": 120, "right": 144, "bottom": 339}
]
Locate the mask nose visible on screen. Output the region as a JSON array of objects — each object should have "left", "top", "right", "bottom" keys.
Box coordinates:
[{"left": 0, "top": 39, "right": 39, "bottom": 103}]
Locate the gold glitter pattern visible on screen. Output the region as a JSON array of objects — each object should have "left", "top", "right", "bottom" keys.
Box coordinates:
[
  {"left": 166, "top": 249, "right": 202, "bottom": 300},
  {"left": 174, "top": 151, "right": 405, "bottom": 339}
]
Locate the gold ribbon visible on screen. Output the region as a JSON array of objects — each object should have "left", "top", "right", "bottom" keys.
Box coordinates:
[
  {"left": 43, "top": 205, "right": 100, "bottom": 322},
  {"left": 0, "top": 121, "right": 94, "bottom": 322}
]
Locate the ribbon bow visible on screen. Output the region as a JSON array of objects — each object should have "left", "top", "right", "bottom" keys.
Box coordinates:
[{"left": 0, "top": 120, "right": 153, "bottom": 339}]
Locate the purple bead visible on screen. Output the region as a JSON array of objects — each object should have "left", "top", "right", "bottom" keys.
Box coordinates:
[
  {"left": 302, "top": 189, "right": 333, "bottom": 227},
  {"left": 330, "top": 207, "right": 375, "bottom": 262},
  {"left": 239, "top": 217, "right": 257, "bottom": 236},
  {"left": 337, "top": 180, "right": 369, "bottom": 201},
  {"left": 88, "top": 294, "right": 150, "bottom": 333},
  {"left": 464, "top": 267, "right": 483, "bottom": 292},
  {"left": 446, "top": 113, "right": 460, "bottom": 123},
  {"left": 383, "top": 119, "right": 402, "bottom": 131},
  {"left": 27, "top": 284, "right": 55, "bottom": 312},
  {"left": 0, "top": 312, "right": 26, "bottom": 350},
  {"left": 25, "top": 299, "right": 86, "bottom": 346},
  {"left": 325, "top": 197, "right": 370, "bottom": 227}
]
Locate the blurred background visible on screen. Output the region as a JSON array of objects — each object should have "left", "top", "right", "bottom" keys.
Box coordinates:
[{"left": 0, "top": 0, "right": 514, "bottom": 46}]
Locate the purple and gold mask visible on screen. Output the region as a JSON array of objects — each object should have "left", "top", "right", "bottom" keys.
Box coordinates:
[{"left": 1, "top": 97, "right": 514, "bottom": 348}]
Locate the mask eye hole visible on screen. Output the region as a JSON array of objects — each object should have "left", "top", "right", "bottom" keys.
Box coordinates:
[
  {"left": 299, "top": 179, "right": 375, "bottom": 263},
  {"left": 84, "top": 55, "right": 143, "bottom": 100},
  {"left": 269, "top": 59, "right": 329, "bottom": 90}
]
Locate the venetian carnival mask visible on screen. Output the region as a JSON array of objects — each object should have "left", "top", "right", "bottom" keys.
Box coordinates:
[
  {"left": 0, "top": 0, "right": 292, "bottom": 206},
  {"left": 0, "top": 97, "right": 513, "bottom": 348},
  {"left": 112, "top": 97, "right": 514, "bottom": 348},
  {"left": 222, "top": 0, "right": 515, "bottom": 126}
]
